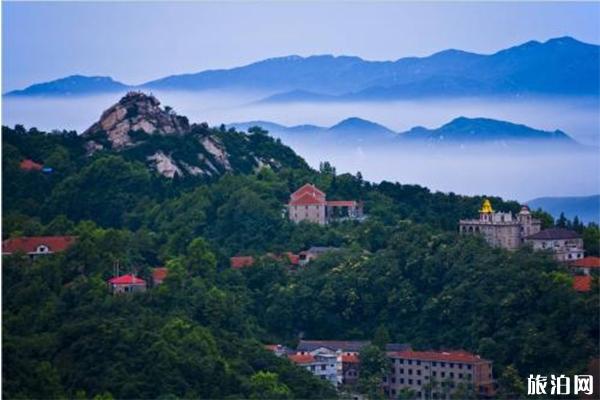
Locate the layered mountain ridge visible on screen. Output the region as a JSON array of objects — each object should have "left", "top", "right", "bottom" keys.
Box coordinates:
[{"left": 6, "top": 36, "right": 599, "bottom": 98}]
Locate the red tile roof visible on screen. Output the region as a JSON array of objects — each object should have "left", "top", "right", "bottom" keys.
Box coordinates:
[
  {"left": 342, "top": 354, "right": 360, "bottom": 363},
  {"left": 571, "top": 257, "right": 600, "bottom": 269},
  {"left": 285, "top": 252, "right": 300, "bottom": 265},
  {"left": 291, "top": 184, "right": 325, "bottom": 200},
  {"left": 2, "top": 236, "right": 77, "bottom": 254},
  {"left": 390, "top": 350, "right": 487, "bottom": 363},
  {"left": 573, "top": 275, "right": 592, "bottom": 292},
  {"left": 152, "top": 267, "right": 168, "bottom": 283},
  {"left": 288, "top": 354, "right": 316, "bottom": 364},
  {"left": 108, "top": 274, "right": 146, "bottom": 285},
  {"left": 230, "top": 256, "right": 255, "bottom": 269},
  {"left": 20, "top": 159, "right": 43, "bottom": 171},
  {"left": 289, "top": 192, "right": 327, "bottom": 206}
]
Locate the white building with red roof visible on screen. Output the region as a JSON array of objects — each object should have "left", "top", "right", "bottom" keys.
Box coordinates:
[
  {"left": 108, "top": 274, "right": 147, "bottom": 294},
  {"left": 2, "top": 236, "right": 77, "bottom": 259},
  {"left": 287, "top": 183, "right": 363, "bottom": 225}
]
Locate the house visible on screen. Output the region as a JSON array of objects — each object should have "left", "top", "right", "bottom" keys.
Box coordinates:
[
  {"left": 152, "top": 267, "right": 168, "bottom": 285},
  {"left": 19, "top": 159, "right": 43, "bottom": 171},
  {"left": 287, "top": 183, "right": 364, "bottom": 225},
  {"left": 288, "top": 353, "right": 339, "bottom": 386},
  {"left": 341, "top": 353, "right": 361, "bottom": 387},
  {"left": 384, "top": 350, "right": 495, "bottom": 399},
  {"left": 524, "top": 228, "right": 584, "bottom": 262},
  {"left": 295, "top": 340, "right": 411, "bottom": 387},
  {"left": 298, "top": 247, "right": 341, "bottom": 266},
  {"left": 459, "top": 201, "right": 541, "bottom": 250},
  {"left": 264, "top": 344, "right": 293, "bottom": 357},
  {"left": 108, "top": 274, "right": 147, "bottom": 294},
  {"left": 569, "top": 256, "right": 600, "bottom": 275},
  {"left": 230, "top": 256, "right": 255, "bottom": 269},
  {"left": 2, "top": 236, "right": 77, "bottom": 259}
]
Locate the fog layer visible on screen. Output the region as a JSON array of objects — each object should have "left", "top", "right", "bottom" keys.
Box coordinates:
[{"left": 3, "top": 91, "right": 599, "bottom": 201}]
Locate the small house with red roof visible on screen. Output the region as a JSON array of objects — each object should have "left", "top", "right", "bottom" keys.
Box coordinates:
[
  {"left": 20, "top": 159, "right": 43, "bottom": 171},
  {"left": 573, "top": 275, "right": 592, "bottom": 292},
  {"left": 108, "top": 274, "right": 147, "bottom": 294},
  {"left": 152, "top": 267, "right": 168, "bottom": 286},
  {"left": 2, "top": 236, "right": 77, "bottom": 260},
  {"left": 230, "top": 256, "right": 255, "bottom": 269},
  {"left": 570, "top": 256, "right": 600, "bottom": 275},
  {"left": 288, "top": 352, "right": 339, "bottom": 386},
  {"left": 288, "top": 183, "right": 363, "bottom": 225}
]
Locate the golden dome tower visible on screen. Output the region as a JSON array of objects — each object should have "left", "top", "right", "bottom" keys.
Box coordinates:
[{"left": 480, "top": 199, "right": 493, "bottom": 213}]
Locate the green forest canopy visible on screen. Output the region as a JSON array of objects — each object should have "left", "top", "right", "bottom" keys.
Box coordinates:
[{"left": 2, "top": 125, "right": 599, "bottom": 399}]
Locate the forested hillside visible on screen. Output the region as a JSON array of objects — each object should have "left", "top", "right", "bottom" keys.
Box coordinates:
[{"left": 2, "top": 108, "right": 599, "bottom": 399}]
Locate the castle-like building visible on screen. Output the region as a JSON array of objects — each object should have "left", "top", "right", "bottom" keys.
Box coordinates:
[
  {"left": 459, "top": 200, "right": 541, "bottom": 250},
  {"left": 287, "top": 184, "right": 363, "bottom": 225}
]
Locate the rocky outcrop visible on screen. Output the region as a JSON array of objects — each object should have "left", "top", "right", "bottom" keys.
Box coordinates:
[
  {"left": 147, "top": 151, "right": 182, "bottom": 178},
  {"left": 200, "top": 137, "right": 232, "bottom": 171},
  {"left": 83, "top": 91, "right": 189, "bottom": 148}
]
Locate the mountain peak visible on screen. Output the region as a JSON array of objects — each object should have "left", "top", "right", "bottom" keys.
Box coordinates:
[
  {"left": 83, "top": 91, "right": 190, "bottom": 148},
  {"left": 329, "top": 117, "right": 396, "bottom": 136},
  {"left": 5, "top": 74, "right": 129, "bottom": 97}
]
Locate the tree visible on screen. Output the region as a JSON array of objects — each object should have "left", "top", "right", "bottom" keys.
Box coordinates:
[
  {"left": 249, "top": 371, "right": 292, "bottom": 400},
  {"left": 496, "top": 365, "right": 526, "bottom": 399},
  {"left": 358, "top": 344, "right": 389, "bottom": 400}
]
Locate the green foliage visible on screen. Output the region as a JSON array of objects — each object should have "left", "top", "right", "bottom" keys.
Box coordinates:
[
  {"left": 2, "top": 124, "right": 597, "bottom": 399},
  {"left": 358, "top": 345, "right": 389, "bottom": 399}
]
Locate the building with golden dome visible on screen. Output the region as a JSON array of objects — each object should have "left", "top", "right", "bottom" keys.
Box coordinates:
[{"left": 459, "top": 200, "right": 541, "bottom": 250}]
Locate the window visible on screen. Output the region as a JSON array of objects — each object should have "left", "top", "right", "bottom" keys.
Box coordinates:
[
  {"left": 408, "top": 360, "right": 413, "bottom": 365},
  {"left": 441, "top": 372, "right": 446, "bottom": 378},
  {"left": 417, "top": 380, "right": 421, "bottom": 386},
  {"left": 400, "top": 378, "right": 404, "bottom": 384},
  {"left": 399, "top": 359, "right": 404, "bottom": 364},
  {"left": 441, "top": 362, "right": 446, "bottom": 367},
  {"left": 458, "top": 364, "right": 463, "bottom": 369},
  {"left": 450, "top": 372, "right": 454, "bottom": 378},
  {"left": 467, "top": 374, "right": 472, "bottom": 379},
  {"left": 408, "top": 369, "right": 413, "bottom": 375},
  {"left": 459, "top": 373, "right": 463, "bottom": 379},
  {"left": 432, "top": 371, "right": 437, "bottom": 377},
  {"left": 417, "top": 370, "right": 421, "bottom": 376},
  {"left": 321, "top": 365, "right": 326, "bottom": 370},
  {"left": 467, "top": 365, "right": 472, "bottom": 370},
  {"left": 417, "top": 360, "right": 421, "bottom": 366},
  {"left": 400, "top": 368, "right": 404, "bottom": 374},
  {"left": 408, "top": 379, "right": 413, "bottom": 385},
  {"left": 392, "top": 377, "right": 396, "bottom": 384},
  {"left": 432, "top": 362, "right": 437, "bottom": 367},
  {"left": 391, "top": 389, "right": 396, "bottom": 396},
  {"left": 449, "top": 363, "right": 454, "bottom": 368}
]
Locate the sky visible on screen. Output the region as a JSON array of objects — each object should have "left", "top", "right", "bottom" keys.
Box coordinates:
[{"left": 3, "top": 1, "right": 600, "bottom": 92}]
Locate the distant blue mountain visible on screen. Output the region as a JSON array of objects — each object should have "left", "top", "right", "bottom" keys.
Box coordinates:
[
  {"left": 6, "top": 75, "right": 129, "bottom": 97},
  {"left": 229, "top": 116, "right": 582, "bottom": 148},
  {"left": 527, "top": 195, "right": 600, "bottom": 223},
  {"left": 6, "top": 36, "right": 599, "bottom": 98},
  {"left": 400, "top": 117, "right": 577, "bottom": 144}
]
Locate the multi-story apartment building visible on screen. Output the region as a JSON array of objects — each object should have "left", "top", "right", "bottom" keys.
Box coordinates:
[
  {"left": 459, "top": 200, "right": 541, "bottom": 250},
  {"left": 383, "top": 350, "right": 495, "bottom": 399}
]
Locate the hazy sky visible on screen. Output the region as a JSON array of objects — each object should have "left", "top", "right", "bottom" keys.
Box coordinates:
[{"left": 3, "top": 1, "right": 600, "bottom": 91}]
